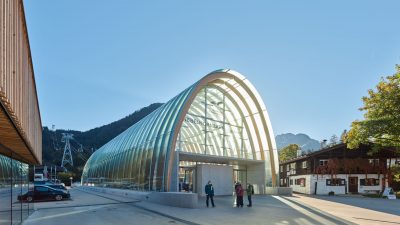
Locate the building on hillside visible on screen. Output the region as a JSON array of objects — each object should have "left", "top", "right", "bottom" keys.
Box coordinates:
[
  {"left": 279, "top": 143, "right": 399, "bottom": 195},
  {"left": 82, "top": 69, "right": 279, "bottom": 195},
  {"left": 0, "top": 0, "right": 43, "bottom": 224}
]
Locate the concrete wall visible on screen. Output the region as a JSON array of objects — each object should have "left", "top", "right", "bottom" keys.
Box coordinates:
[
  {"left": 79, "top": 186, "right": 198, "bottom": 208},
  {"left": 247, "top": 163, "right": 266, "bottom": 194},
  {"left": 147, "top": 192, "right": 198, "bottom": 208},
  {"left": 265, "top": 187, "right": 293, "bottom": 196},
  {"left": 196, "top": 164, "right": 233, "bottom": 196}
]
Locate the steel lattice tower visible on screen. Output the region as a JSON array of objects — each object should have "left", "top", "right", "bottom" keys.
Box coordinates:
[{"left": 61, "top": 133, "right": 74, "bottom": 168}]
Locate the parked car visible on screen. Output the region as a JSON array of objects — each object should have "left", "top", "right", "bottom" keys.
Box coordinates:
[
  {"left": 33, "top": 180, "right": 51, "bottom": 186},
  {"left": 48, "top": 184, "right": 68, "bottom": 191},
  {"left": 18, "top": 185, "right": 70, "bottom": 202}
]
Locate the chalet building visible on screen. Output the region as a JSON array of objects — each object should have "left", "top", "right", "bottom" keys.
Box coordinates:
[{"left": 279, "top": 143, "right": 399, "bottom": 195}]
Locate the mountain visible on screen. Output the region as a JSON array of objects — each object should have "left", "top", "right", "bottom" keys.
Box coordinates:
[
  {"left": 275, "top": 133, "right": 320, "bottom": 152},
  {"left": 42, "top": 103, "right": 163, "bottom": 175}
]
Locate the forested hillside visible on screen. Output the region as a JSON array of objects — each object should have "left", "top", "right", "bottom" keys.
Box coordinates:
[{"left": 42, "top": 103, "right": 162, "bottom": 176}]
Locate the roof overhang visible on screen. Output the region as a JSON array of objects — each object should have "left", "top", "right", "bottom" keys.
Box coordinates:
[
  {"left": 0, "top": 104, "right": 39, "bottom": 164},
  {"left": 178, "top": 151, "right": 265, "bottom": 166}
]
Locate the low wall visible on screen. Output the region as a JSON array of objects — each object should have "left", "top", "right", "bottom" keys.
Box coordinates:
[
  {"left": 146, "top": 192, "right": 198, "bottom": 208},
  {"left": 265, "top": 187, "right": 292, "bottom": 196},
  {"left": 79, "top": 186, "right": 198, "bottom": 208}
]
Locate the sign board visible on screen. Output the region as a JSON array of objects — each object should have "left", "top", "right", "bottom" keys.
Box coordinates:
[
  {"left": 382, "top": 187, "right": 397, "bottom": 200},
  {"left": 388, "top": 195, "right": 397, "bottom": 200}
]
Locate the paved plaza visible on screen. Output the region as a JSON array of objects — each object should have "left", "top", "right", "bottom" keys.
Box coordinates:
[{"left": 20, "top": 187, "right": 400, "bottom": 225}]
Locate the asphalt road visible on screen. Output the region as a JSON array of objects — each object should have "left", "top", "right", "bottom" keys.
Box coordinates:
[
  {"left": 22, "top": 187, "right": 355, "bottom": 225},
  {"left": 22, "top": 188, "right": 188, "bottom": 225}
]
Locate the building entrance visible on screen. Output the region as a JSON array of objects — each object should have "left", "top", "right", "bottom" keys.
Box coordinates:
[
  {"left": 233, "top": 169, "right": 247, "bottom": 188},
  {"left": 349, "top": 177, "right": 358, "bottom": 193},
  {"left": 179, "top": 166, "right": 195, "bottom": 192},
  {"left": 176, "top": 152, "right": 267, "bottom": 194}
]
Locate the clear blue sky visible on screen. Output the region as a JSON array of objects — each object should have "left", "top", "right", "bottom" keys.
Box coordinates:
[{"left": 24, "top": 0, "right": 400, "bottom": 141}]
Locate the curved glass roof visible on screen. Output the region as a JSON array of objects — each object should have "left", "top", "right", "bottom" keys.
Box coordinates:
[{"left": 82, "top": 69, "right": 278, "bottom": 191}]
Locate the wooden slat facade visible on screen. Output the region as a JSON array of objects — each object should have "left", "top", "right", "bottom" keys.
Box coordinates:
[{"left": 0, "top": 0, "right": 42, "bottom": 164}]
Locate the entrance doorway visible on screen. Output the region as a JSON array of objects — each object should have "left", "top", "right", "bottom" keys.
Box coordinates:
[
  {"left": 179, "top": 167, "right": 195, "bottom": 193},
  {"left": 348, "top": 177, "right": 358, "bottom": 193},
  {"left": 233, "top": 169, "right": 247, "bottom": 188},
  {"left": 177, "top": 152, "right": 266, "bottom": 195}
]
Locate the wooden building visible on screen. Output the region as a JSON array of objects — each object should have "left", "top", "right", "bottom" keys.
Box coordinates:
[
  {"left": 279, "top": 143, "right": 399, "bottom": 195},
  {"left": 0, "top": 0, "right": 42, "bottom": 164},
  {"left": 1, "top": 0, "right": 42, "bottom": 224}
]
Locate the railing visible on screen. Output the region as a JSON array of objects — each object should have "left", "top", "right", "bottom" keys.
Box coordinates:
[{"left": 0, "top": 0, "right": 42, "bottom": 164}]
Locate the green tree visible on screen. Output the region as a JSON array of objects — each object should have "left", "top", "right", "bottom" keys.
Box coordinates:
[
  {"left": 392, "top": 165, "right": 400, "bottom": 182},
  {"left": 57, "top": 172, "right": 75, "bottom": 186},
  {"left": 279, "top": 144, "right": 300, "bottom": 162},
  {"left": 346, "top": 65, "right": 400, "bottom": 153}
]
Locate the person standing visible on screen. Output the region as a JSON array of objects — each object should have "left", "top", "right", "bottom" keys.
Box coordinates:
[
  {"left": 205, "top": 180, "right": 215, "bottom": 207},
  {"left": 235, "top": 183, "right": 244, "bottom": 207},
  {"left": 232, "top": 181, "right": 239, "bottom": 206},
  {"left": 247, "top": 183, "right": 254, "bottom": 207}
]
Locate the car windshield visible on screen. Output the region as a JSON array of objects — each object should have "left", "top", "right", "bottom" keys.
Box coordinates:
[
  {"left": 50, "top": 185, "right": 65, "bottom": 189},
  {"left": 35, "top": 186, "right": 48, "bottom": 192}
]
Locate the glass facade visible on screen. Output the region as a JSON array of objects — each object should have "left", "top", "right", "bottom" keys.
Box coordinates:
[
  {"left": 0, "top": 154, "right": 32, "bottom": 225},
  {"left": 82, "top": 69, "right": 279, "bottom": 191}
]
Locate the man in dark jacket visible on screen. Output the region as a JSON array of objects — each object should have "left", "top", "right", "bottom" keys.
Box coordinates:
[
  {"left": 205, "top": 180, "right": 215, "bottom": 207},
  {"left": 247, "top": 183, "right": 254, "bottom": 207}
]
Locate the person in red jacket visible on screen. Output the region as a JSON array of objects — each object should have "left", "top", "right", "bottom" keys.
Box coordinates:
[{"left": 235, "top": 183, "right": 244, "bottom": 207}]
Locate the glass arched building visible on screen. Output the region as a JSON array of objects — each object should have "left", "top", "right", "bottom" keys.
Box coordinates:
[{"left": 82, "top": 69, "right": 279, "bottom": 193}]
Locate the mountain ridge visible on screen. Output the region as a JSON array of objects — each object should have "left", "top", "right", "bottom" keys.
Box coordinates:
[
  {"left": 275, "top": 133, "right": 320, "bottom": 152},
  {"left": 42, "top": 103, "right": 163, "bottom": 174}
]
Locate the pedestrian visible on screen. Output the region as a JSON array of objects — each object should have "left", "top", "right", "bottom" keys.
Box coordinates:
[
  {"left": 234, "top": 181, "right": 239, "bottom": 190},
  {"left": 235, "top": 182, "right": 244, "bottom": 207},
  {"left": 247, "top": 183, "right": 254, "bottom": 207},
  {"left": 205, "top": 180, "right": 215, "bottom": 207}
]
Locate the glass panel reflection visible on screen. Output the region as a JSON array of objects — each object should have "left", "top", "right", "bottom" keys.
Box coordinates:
[{"left": 81, "top": 71, "right": 279, "bottom": 191}]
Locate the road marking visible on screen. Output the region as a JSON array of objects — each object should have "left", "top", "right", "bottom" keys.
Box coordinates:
[
  {"left": 25, "top": 205, "right": 106, "bottom": 223},
  {"left": 76, "top": 188, "right": 200, "bottom": 225},
  {"left": 352, "top": 217, "right": 400, "bottom": 224},
  {"left": 273, "top": 195, "right": 347, "bottom": 225}
]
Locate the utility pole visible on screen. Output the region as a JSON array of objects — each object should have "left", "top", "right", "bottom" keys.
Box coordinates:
[{"left": 61, "top": 133, "right": 74, "bottom": 168}]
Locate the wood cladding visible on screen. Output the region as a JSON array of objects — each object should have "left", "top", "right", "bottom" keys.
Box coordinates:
[{"left": 0, "top": 0, "right": 42, "bottom": 164}]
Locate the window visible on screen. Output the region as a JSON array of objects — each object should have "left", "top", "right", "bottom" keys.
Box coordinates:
[
  {"left": 290, "top": 179, "right": 293, "bottom": 185},
  {"left": 280, "top": 166, "right": 283, "bottom": 172},
  {"left": 290, "top": 163, "right": 296, "bottom": 175},
  {"left": 360, "top": 178, "right": 379, "bottom": 186},
  {"left": 280, "top": 179, "right": 284, "bottom": 186},
  {"left": 35, "top": 186, "right": 48, "bottom": 192},
  {"left": 319, "top": 159, "right": 328, "bottom": 166},
  {"left": 369, "top": 159, "right": 379, "bottom": 167},
  {"left": 302, "top": 161, "right": 307, "bottom": 169},
  {"left": 326, "top": 179, "right": 345, "bottom": 186},
  {"left": 295, "top": 178, "right": 306, "bottom": 187},
  {"left": 286, "top": 165, "right": 290, "bottom": 172}
]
